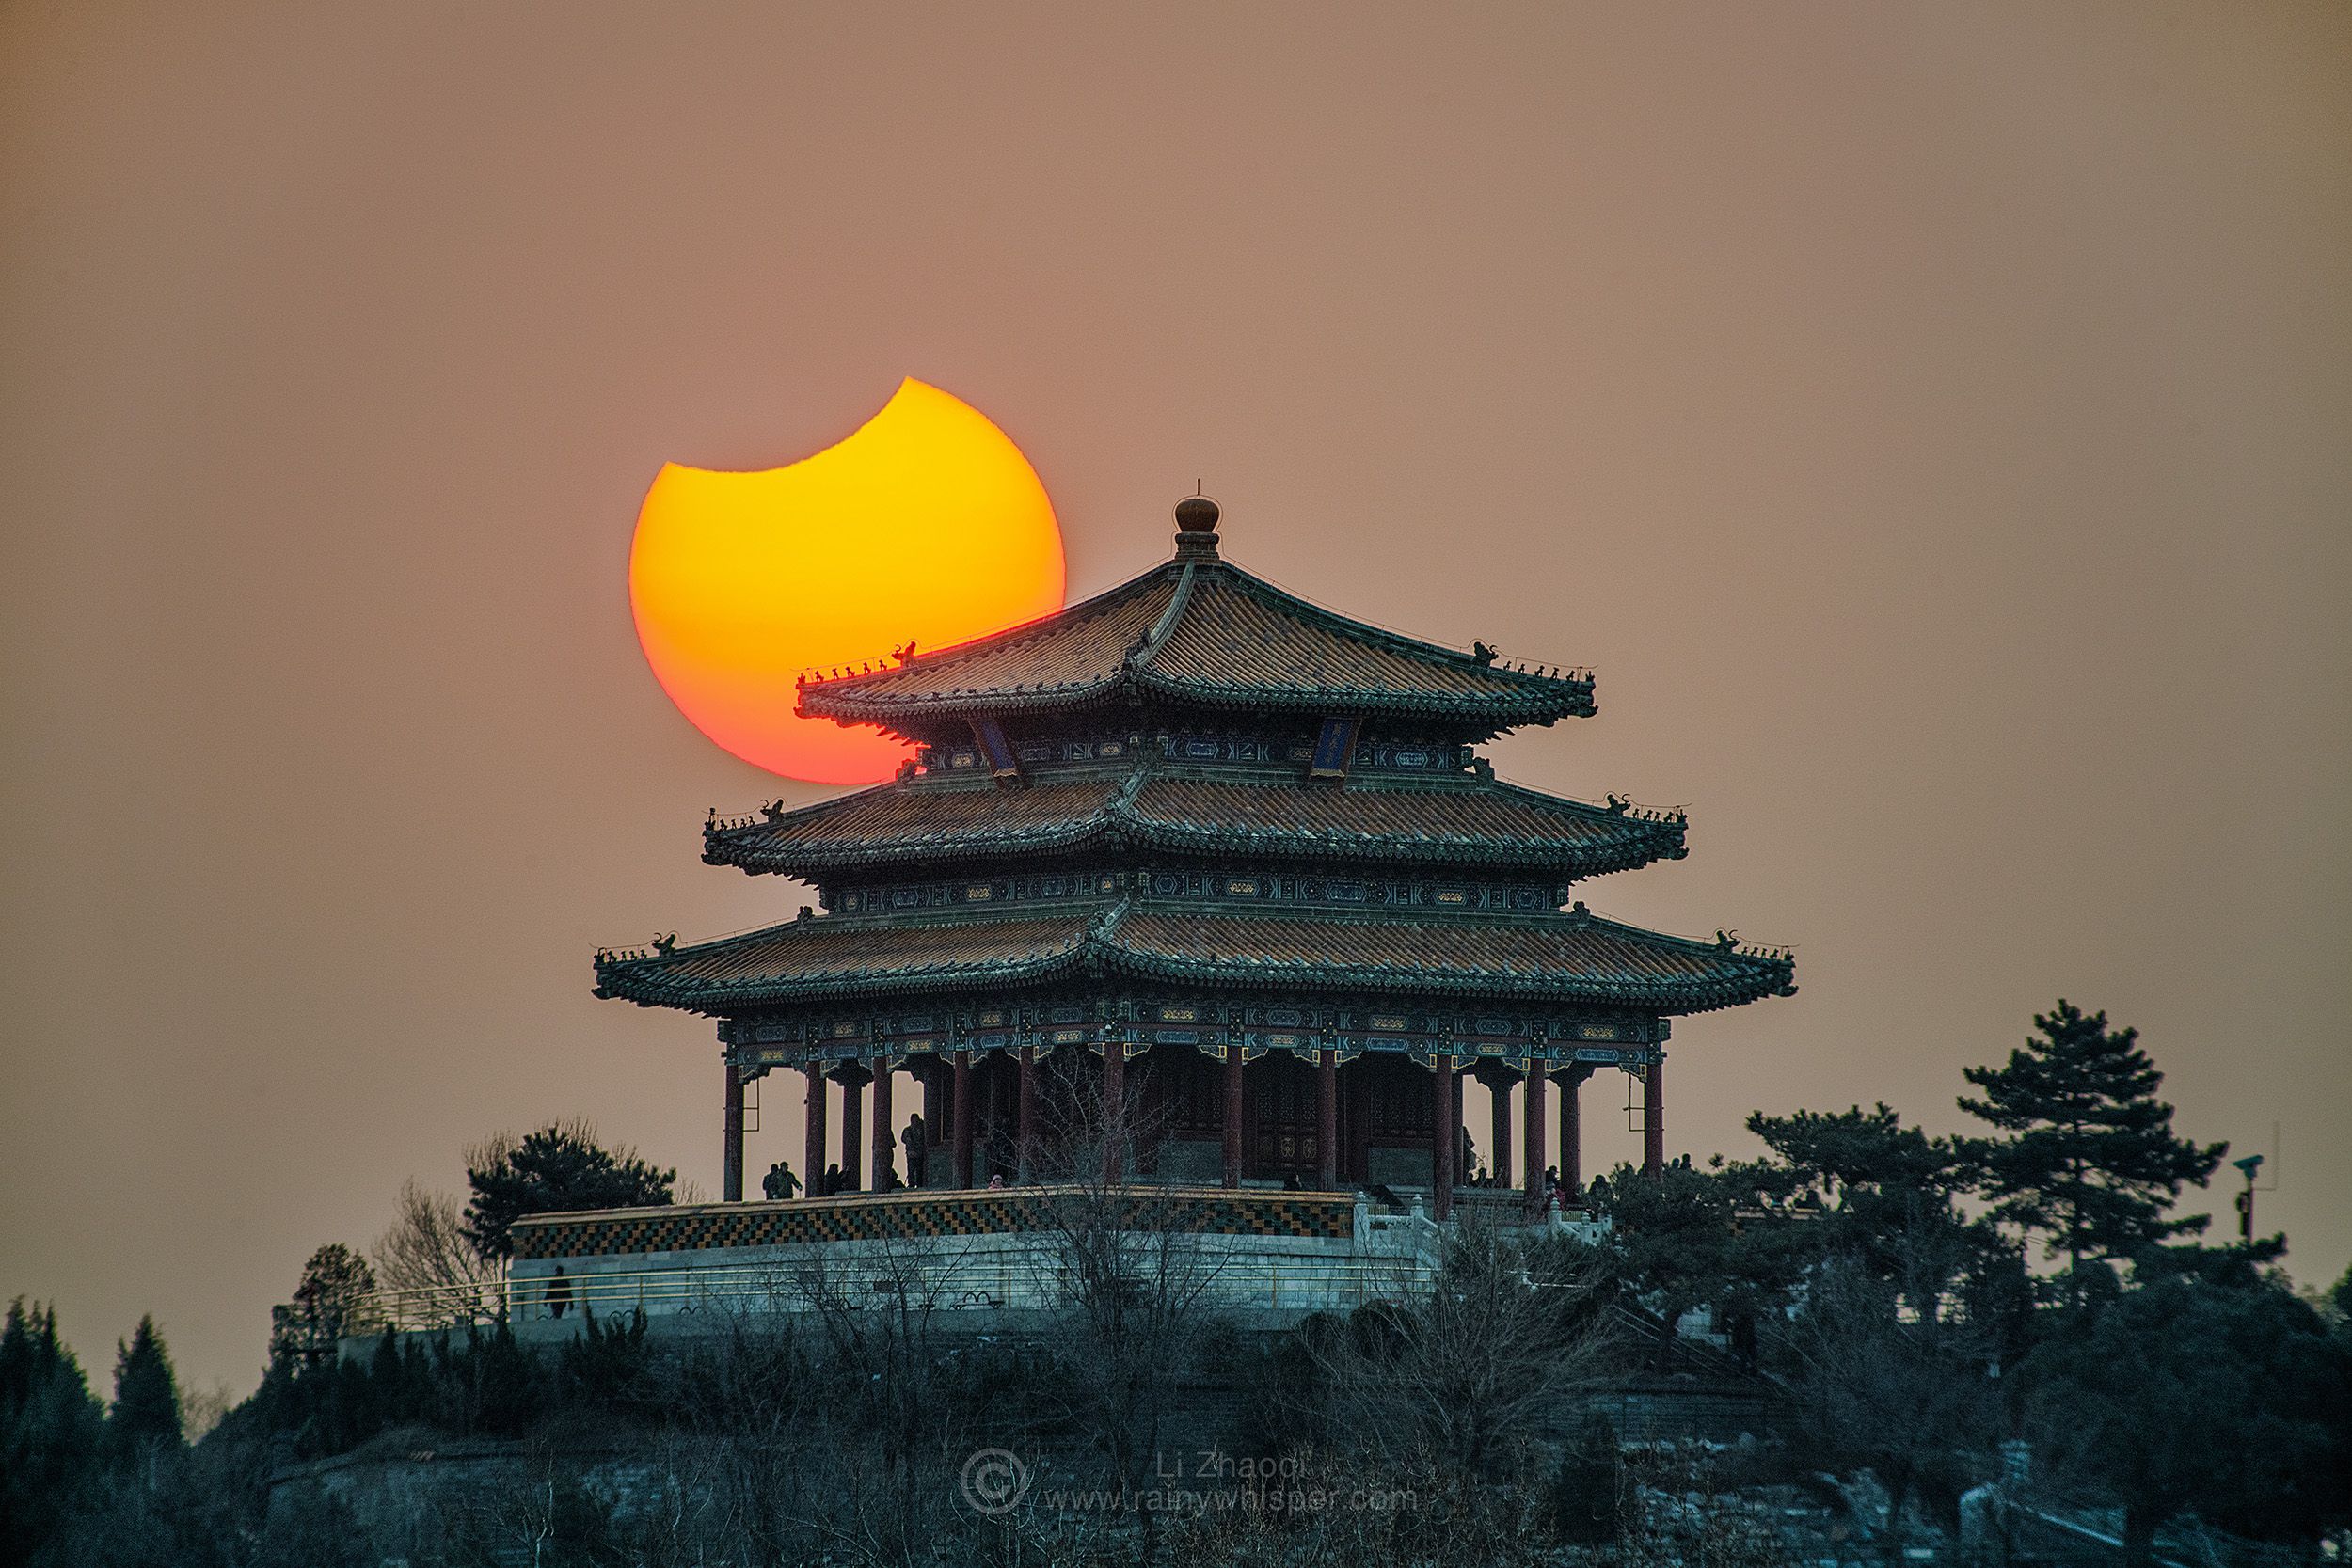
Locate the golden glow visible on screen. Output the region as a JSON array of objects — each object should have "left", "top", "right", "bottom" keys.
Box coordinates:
[{"left": 630, "top": 379, "right": 1066, "bottom": 784}]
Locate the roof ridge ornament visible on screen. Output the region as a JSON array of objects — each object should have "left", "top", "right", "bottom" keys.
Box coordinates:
[
  {"left": 1172, "top": 494, "right": 1220, "bottom": 561},
  {"left": 1107, "top": 758, "right": 1155, "bottom": 818},
  {"left": 1085, "top": 897, "right": 1134, "bottom": 953}
]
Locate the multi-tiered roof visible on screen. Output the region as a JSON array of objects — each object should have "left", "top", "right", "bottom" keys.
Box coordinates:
[
  {"left": 789, "top": 543, "right": 1598, "bottom": 740},
  {"left": 596, "top": 503, "right": 1792, "bottom": 1078}
]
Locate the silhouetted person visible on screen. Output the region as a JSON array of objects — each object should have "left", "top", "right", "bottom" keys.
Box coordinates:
[
  {"left": 901, "top": 1114, "right": 926, "bottom": 1189},
  {"left": 981, "top": 1126, "right": 1015, "bottom": 1186},
  {"left": 1728, "top": 1309, "right": 1758, "bottom": 1367},
  {"left": 823, "top": 1163, "right": 844, "bottom": 1196},
  {"left": 762, "top": 1159, "right": 801, "bottom": 1200},
  {"left": 546, "top": 1265, "right": 570, "bottom": 1320}
]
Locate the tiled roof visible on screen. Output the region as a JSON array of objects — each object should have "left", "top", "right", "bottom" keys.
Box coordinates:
[
  {"left": 596, "top": 911, "right": 1099, "bottom": 1005},
  {"left": 797, "top": 557, "right": 1595, "bottom": 730},
  {"left": 708, "top": 777, "right": 1126, "bottom": 867},
  {"left": 594, "top": 901, "right": 1793, "bottom": 1015},
  {"left": 1108, "top": 908, "right": 1792, "bottom": 1012},
  {"left": 1126, "top": 776, "right": 1683, "bottom": 875},
  {"left": 704, "top": 770, "right": 1686, "bottom": 878}
]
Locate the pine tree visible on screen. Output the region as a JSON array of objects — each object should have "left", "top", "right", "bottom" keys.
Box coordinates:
[
  {"left": 105, "top": 1313, "right": 183, "bottom": 1467},
  {"left": 463, "top": 1119, "right": 675, "bottom": 1261},
  {"left": 0, "top": 1299, "right": 104, "bottom": 1563},
  {"left": 1960, "top": 1001, "right": 2225, "bottom": 1287},
  {"left": 269, "top": 1244, "right": 378, "bottom": 1370},
  {"left": 1745, "top": 1101, "right": 1995, "bottom": 1323}
]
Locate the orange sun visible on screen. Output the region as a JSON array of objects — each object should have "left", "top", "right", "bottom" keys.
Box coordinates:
[{"left": 630, "top": 379, "right": 1067, "bottom": 784}]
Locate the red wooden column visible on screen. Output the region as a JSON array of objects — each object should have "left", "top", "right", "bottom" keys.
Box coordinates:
[
  {"left": 1221, "top": 1046, "right": 1245, "bottom": 1188},
  {"left": 722, "top": 1062, "right": 745, "bottom": 1203},
  {"left": 1451, "top": 1066, "right": 1469, "bottom": 1185},
  {"left": 1643, "top": 1058, "right": 1665, "bottom": 1176},
  {"left": 1558, "top": 1064, "right": 1590, "bottom": 1197},
  {"left": 836, "top": 1069, "right": 864, "bottom": 1192},
  {"left": 870, "top": 1062, "right": 894, "bottom": 1191},
  {"left": 1316, "top": 1048, "right": 1339, "bottom": 1190},
  {"left": 1100, "top": 1041, "right": 1125, "bottom": 1185},
  {"left": 951, "top": 1050, "right": 975, "bottom": 1189},
  {"left": 1017, "top": 1046, "right": 1037, "bottom": 1180},
  {"left": 1431, "top": 1053, "right": 1455, "bottom": 1221},
  {"left": 803, "top": 1064, "right": 827, "bottom": 1198},
  {"left": 1521, "top": 1061, "right": 1546, "bottom": 1214}
]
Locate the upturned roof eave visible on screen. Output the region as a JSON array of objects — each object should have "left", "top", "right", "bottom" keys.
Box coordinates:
[
  {"left": 703, "top": 833, "right": 1676, "bottom": 878},
  {"left": 703, "top": 816, "right": 1112, "bottom": 874},
  {"left": 793, "top": 551, "right": 1600, "bottom": 728},
  {"left": 1123, "top": 667, "right": 1595, "bottom": 723},
  {"left": 602, "top": 953, "right": 1791, "bottom": 1018},
  {"left": 1096, "top": 946, "right": 1790, "bottom": 1015},
  {"left": 799, "top": 671, "right": 1590, "bottom": 728},
  {"left": 592, "top": 899, "right": 1794, "bottom": 1018},
  {"left": 699, "top": 770, "right": 1689, "bottom": 879},
  {"left": 593, "top": 943, "right": 1091, "bottom": 1013},
  {"left": 797, "top": 673, "right": 1131, "bottom": 724},
  {"left": 701, "top": 813, "right": 1683, "bottom": 881}
]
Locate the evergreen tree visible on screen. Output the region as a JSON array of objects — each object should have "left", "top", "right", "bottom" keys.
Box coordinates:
[
  {"left": 463, "top": 1119, "right": 675, "bottom": 1262},
  {"left": 1747, "top": 1101, "right": 1960, "bottom": 1198},
  {"left": 559, "top": 1307, "right": 651, "bottom": 1414},
  {"left": 268, "top": 1244, "right": 377, "bottom": 1370},
  {"left": 2328, "top": 1260, "right": 2352, "bottom": 1335},
  {"left": 104, "top": 1315, "right": 183, "bottom": 1467},
  {"left": 0, "top": 1299, "right": 103, "bottom": 1565},
  {"left": 1959, "top": 1001, "right": 2224, "bottom": 1287},
  {"left": 1591, "top": 1160, "right": 1808, "bottom": 1362},
  {"left": 2020, "top": 1272, "right": 2352, "bottom": 1556},
  {"left": 1745, "top": 1102, "right": 1994, "bottom": 1322},
  {"left": 1738, "top": 1106, "right": 2007, "bottom": 1544}
]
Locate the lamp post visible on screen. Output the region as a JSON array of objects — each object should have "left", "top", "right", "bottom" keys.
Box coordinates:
[{"left": 2233, "top": 1152, "right": 2265, "bottom": 1244}]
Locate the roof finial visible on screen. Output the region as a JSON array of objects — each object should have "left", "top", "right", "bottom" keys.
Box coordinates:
[{"left": 1173, "top": 494, "right": 1220, "bottom": 560}]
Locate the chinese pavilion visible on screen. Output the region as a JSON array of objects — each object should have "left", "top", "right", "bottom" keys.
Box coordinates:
[{"left": 595, "top": 499, "right": 1793, "bottom": 1219}]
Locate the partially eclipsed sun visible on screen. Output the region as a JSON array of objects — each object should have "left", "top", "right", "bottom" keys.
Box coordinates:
[{"left": 630, "top": 379, "right": 1067, "bottom": 784}]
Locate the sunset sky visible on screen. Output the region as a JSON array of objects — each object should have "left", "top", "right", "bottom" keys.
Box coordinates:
[{"left": 3, "top": 2, "right": 2346, "bottom": 1399}]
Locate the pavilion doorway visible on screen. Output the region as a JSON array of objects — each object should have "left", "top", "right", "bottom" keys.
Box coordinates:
[
  {"left": 1248, "top": 1051, "right": 1321, "bottom": 1182},
  {"left": 1344, "top": 1052, "right": 1437, "bottom": 1189}
]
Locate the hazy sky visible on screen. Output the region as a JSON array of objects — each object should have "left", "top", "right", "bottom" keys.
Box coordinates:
[{"left": 4, "top": 2, "right": 2346, "bottom": 1399}]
